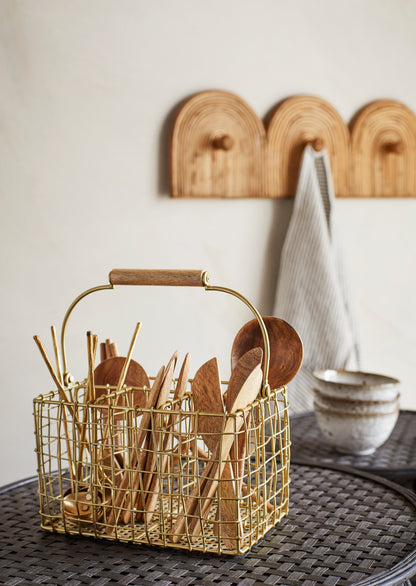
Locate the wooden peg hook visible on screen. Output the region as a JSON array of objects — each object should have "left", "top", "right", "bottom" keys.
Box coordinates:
[
  {"left": 304, "top": 137, "right": 324, "bottom": 151},
  {"left": 383, "top": 140, "right": 404, "bottom": 154},
  {"left": 212, "top": 134, "right": 234, "bottom": 150}
]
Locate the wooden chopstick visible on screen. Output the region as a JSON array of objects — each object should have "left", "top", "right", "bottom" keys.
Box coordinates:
[
  {"left": 77, "top": 332, "right": 98, "bottom": 479},
  {"left": 50, "top": 325, "right": 63, "bottom": 386},
  {"left": 33, "top": 335, "right": 78, "bottom": 486}
]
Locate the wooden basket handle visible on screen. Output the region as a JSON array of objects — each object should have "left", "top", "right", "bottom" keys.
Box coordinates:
[
  {"left": 59, "top": 270, "right": 270, "bottom": 395},
  {"left": 109, "top": 269, "right": 206, "bottom": 287}
]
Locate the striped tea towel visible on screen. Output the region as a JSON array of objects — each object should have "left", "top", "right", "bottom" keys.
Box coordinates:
[{"left": 273, "top": 145, "right": 361, "bottom": 413}]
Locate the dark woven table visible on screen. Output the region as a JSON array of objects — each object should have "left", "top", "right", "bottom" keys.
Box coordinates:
[
  {"left": 290, "top": 411, "right": 416, "bottom": 490},
  {"left": 1, "top": 462, "right": 416, "bottom": 585}
]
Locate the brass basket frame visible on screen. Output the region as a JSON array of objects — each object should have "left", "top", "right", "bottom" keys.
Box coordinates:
[{"left": 33, "top": 269, "right": 290, "bottom": 555}]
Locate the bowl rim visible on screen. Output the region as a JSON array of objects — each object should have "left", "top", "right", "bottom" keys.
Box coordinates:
[
  {"left": 313, "top": 369, "right": 400, "bottom": 388},
  {"left": 313, "top": 388, "right": 400, "bottom": 406},
  {"left": 313, "top": 401, "right": 400, "bottom": 418}
]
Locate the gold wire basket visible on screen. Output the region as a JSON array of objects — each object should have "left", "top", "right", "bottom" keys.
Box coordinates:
[{"left": 33, "top": 269, "right": 290, "bottom": 555}]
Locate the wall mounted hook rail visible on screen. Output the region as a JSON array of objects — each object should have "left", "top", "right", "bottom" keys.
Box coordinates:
[{"left": 170, "top": 91, "right": 416, "bottom": 198}]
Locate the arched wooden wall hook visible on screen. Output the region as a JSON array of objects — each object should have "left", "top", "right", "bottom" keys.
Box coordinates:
[
  {"left": 267, "top": 95, "right": 349, "bottom": 197},
  {"left": 170, "top": 90, "right": 265, "bottom": 198},
  {"left": 170, "top": 92, "right": 416, "bottom": 198},
  {"left": 350, "top": 99, "right": 416, "bottom": 197}
]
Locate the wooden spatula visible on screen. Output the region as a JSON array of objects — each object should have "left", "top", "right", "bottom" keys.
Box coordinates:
[
  {"left": 171, "top": 356, "right": 263, "bottom": 545},
  {"left": 190, "top": 357, "right": 241, "bottom": 548},
  {"left": 140, "top": 352, "right": 178, "bottom": 500},
  {"left": 187, "top": 361, "right": 263, "bottom": 541},
  {"left": 124, "top": 350, "right": 178, "bottom": 524},
  {"left": 106, "top": 364, "right": 166, "bottom": 531},
  {"left": 225, "top": 347, "right": 263, "bottom": 493},
  {"left": 144, "top": 353, "right": 191, "bottom": 523}
]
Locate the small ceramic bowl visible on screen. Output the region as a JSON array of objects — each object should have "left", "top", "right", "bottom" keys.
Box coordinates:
[
  {"left": 313, "top": 369, "right": 400, "bottom": 402},
  {"left": 313, "top": 388, "right": 400, "bottom": 415},
  {"left": 314, "top": 402, "right": 399, "bottom": 455}
]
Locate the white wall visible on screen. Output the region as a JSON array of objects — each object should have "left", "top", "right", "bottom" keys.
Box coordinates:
[{"left": 1, "top": 0, "right": 415, "bottom": 486}]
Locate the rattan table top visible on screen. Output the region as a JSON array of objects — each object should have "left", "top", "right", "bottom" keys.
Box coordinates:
[
  {"left": 290, "top": 411, "right": 416, "bottom": 487},
  {"left": 1, "top": 462, "right": 416, "bottom": 585}
]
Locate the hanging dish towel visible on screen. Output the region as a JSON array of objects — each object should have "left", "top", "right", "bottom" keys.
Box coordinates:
[{"left": 273, "top": 145, "right": 361, "bottom": 413}]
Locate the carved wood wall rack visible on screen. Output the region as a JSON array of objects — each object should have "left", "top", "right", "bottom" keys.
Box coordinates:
[{"left": 170, "top": 91, "right": 416, "bottom": 198}]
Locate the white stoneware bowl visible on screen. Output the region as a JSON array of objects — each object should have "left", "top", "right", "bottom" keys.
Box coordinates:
[
  {"left": 313, "top": 388, "right": 400, "bottom": 415},
  {"left": 313, "top": 402, "right": 399, "bottom": 455},
  {"left": 313, "top": 369, "right": 400, "bottom": 402}
]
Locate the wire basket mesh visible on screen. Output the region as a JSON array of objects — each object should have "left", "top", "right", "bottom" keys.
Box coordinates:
[
  {"left": 34, "top": 380, "right": 290, "bottom": 555},
  {"left": 33, "top": 269, "right": 292, "bottom": 555}
]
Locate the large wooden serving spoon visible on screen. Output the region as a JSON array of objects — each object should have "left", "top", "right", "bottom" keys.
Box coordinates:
[{"left": 231, "top": 316, "right": 303, "bottom": 390}]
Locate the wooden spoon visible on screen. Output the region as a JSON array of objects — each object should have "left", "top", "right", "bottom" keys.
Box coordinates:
[
  {"left": 225, "top": 347, "right": 263, "bottom": 493},
  {"left": 190, "top": 357, "right": 241, "bottom": 548},
  {"left": 95, "top": 324, "right": 147, "bottom": 491},
  {"left": 231, "top": 316, "right": 303, "bottom": 389},
  {"left": 94, "top": 356, "right": 149, "bottom": 411},
  {"left": 171, "top": 356, "right": 263, "bottom": 545}
]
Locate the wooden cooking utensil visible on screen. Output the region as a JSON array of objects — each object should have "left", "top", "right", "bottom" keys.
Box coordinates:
[
  {"left": 100, "top": 339, "right": 118, "bottom": 362},
  {"left": 110, "top": 349, "right": 177, "bottom": 528},
  {"left": 231, "top": 316, "right": 303, "bottom": 389},
  {"left": 140, "top": 351, "right": 178, "bottom": 501},
  {"left": 94, "top": 357, "right": 149, "bottom": 410},
  {"left": 50, "top": 325, "right": 64, "bottom": 386},
  {"left": 121, "top": 364, "right": 169, "bottom": 524},
  {"left": 190, "top": 357, "right": 241, "bottom": 548},
  {"left": 77, "top": 331, "right": 98, "bottom": 479},
  {"left": 95, "top": 323, "right": 148, "bottom": 410},
  {"left": 106, "top": 365, "right": 166, "bottom": 532},
  {"left": 62, "top": 486, "right": 104, "bottom": 522},
  {"left": 225, "top": 347, "right": 263, "bottom": 493},
  {"left": 144, "top": 353, "right": 190, "bottom": 523},
  {"left": 95, "top": 323, "right": 146, "bottom": 493},
  {"left": 188, "top": 360, "right": 263, "bottom": 541},
  {"left": 33, "top": 335, "right": 80, "bottom": 486},
  {"left": 171, "top": 358, "right": 263, "bottom": 544}
]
